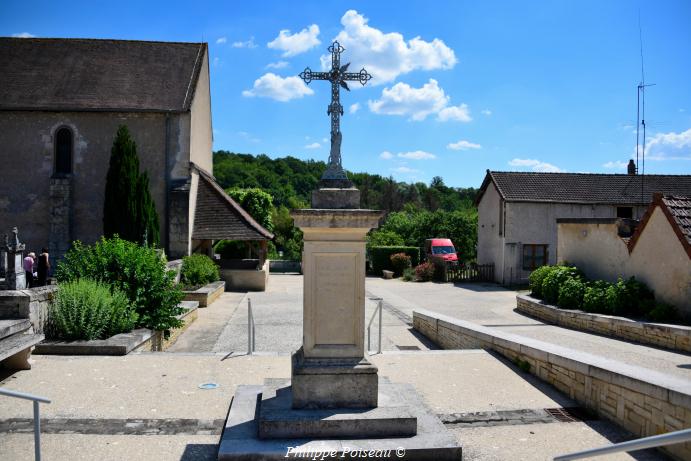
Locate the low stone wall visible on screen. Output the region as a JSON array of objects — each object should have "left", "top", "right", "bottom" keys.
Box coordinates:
[
  {"left": 516, "top": 294, "right": 691, "bottom": 354},
  {"left": 220, "top": 260, "right": 269, "bottom": 291},
  {"left": 182, "top": 281, "right": 225, "bottom": 307},
  {"left": 0, "top": 286, "right": 57, "bottom": 334},
  {"left": 166, "top": 259, "right": 183, "bottom": 285},
  {"left": 269, "top": 260, "right": 301, "bottom": 273},
  {"left": 413, "top": 309, "right": 691, "bottom": 461}
]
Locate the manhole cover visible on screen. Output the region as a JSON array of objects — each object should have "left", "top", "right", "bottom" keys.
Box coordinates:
[
  {"left": 198, "top": 383, "right": 219, "bottom": 390},
  {"left": 396, "top": 345, "right": 421, "bottom": 351}
]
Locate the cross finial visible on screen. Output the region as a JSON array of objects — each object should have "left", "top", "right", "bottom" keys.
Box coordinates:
[{"left": 299, "top": 42, "right": 372, "bottom": 181}]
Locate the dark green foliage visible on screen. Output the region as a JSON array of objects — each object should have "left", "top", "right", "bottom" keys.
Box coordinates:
[
  {"left": 605, "top": 277, "right": 655, "bottom": 317},
  {"left": 542, "top": 266, "right": 582, "bottom": 304},
  {"left": 56, "top": 237, "right": 183, "bottom": 331},
  {"left": 529, "top": 265, "right": 556, "bottom": 298},
  {"left": 270, "top": 206, "right": 303, "bottom": 261},
  {"left": 389, "top": 252, "right": 412, "bottom": 277},
  {"left": 48, "top": 279, "right": 138, "bottom": 341},
  {"left": 180, "top": 254, "right": 220, "bottom": 288},
  {"left": 583, "top": 281, "right": 611, "bottom": 313},
  {"left": 558, "top": 278, "right": 585, "bottom": 310},
  {"left": 103, "top": 125, "right": 160, "bottom": 246},
  {"left": 225, "top": 188, "right": 274, "bottom": 232},
  {"left": 367, "top": 230, "right": 404, "bottom": 248},
  {"left": 647, "top": 302, "right": 680, "bottom": 323},
  {"left": 370, "top": 246, "right": 420, "bottom": 275},
  {"left": 402, "top": 267, "right": 415, "bottom": 282},
  {"left": 214, "top": 240, "right": 248, "bottom": 260},
  {"left": 415, "top": 262, "right": 435, "bottom": 281}
]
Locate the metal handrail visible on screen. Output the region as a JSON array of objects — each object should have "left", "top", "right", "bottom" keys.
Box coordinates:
[
  {"left": 0, "top": 387, "right": 51, "bottom": 461},
  {"left": 367, "top": 297, "right": 383, "bottom": 354},
  {"left": 554, "top": 427, "right": 691, "bottom": 460},
  {"left": 247, "top": 297, "right": 256, "bottom": 355}
]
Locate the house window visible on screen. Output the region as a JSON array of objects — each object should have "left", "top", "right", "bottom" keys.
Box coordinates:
[
  {"left": 523, "top": 244, "right": 548, "bottom": 271},
  {"left": 617, "top": 206, "right": 633, "bottom": 219},
  {"left": 55, "top": 127, "right": 73, "bottom": 176}
]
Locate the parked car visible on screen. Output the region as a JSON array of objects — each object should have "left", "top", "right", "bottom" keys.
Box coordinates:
[{"left": 424, "top": 238, "right": 459, "bottom": 266}]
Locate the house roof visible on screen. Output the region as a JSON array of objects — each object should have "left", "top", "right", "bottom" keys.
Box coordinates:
[
  {"left": 477, "top": 171, "right": 691, "bottom": 205},
  {"left": 0, "top": 38, "right": 206, "bottom": 112},
  {"left": 191, "top": 164, "right": 274, "bottom": 241},
  {"left": 628, "top": 194, "right": 691, "bottom": 259}
]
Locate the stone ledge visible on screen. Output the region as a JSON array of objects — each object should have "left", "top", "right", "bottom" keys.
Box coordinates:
[
  {"left": 516, "top": 294, "right": 691, "bottom": 354},
  {"left": 182, "top": 281, "right": 225, "bottom": 307}
]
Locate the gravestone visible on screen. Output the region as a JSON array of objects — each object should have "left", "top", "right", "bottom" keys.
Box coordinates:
[
  {"left": 218, "top": 42, "right": 461, "bottom": 460},
  {"left": 4, "top": 227, "right": 26, "bottom": 290}
]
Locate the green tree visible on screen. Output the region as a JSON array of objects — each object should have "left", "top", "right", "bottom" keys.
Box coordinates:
[
  {"left": 103, "top": 125, "right": 160, "bottom": 246},
  {"left": 225, "top": 187, "right": 274, "bottom": 232}
]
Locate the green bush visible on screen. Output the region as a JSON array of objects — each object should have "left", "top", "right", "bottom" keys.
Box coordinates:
[
  {"left": 582, "top": 280, "right": 610, "bottom": 313},
  {"left": 390, "top": 252, "right": 412, "bottom": 277},
  {"left": 558, "top": 278, "right": 585, "bottom": 310},
  {"left": 605, "top": 277, "right": 654, "bottom": 317},
  {"left": 370, "top": 246, "right": 420, "bottom": 275},
  {"left": 367, "top": 230, "right": 405, "bottom": 248},
  {"left": 542, "top": 266, "right": 582, "bottom": 304},
  {"left": 48, "top": 279, "right": 138, "bottom": 341},
  {"left": 529, "top": 265, "right": 556, "bottom": 298},
  {"left": 56, "top": 237, "right": 183, "bottom": 331},
  {"left": 647, "top": 302, "right": 680, "bottom": 323},
  {"left": 415, "top": 262, "right": 435, "bottom": 282},
  {"left": 180, "top": 254, "right": 220, "bottom": 288},
  {"left": 402, "top": 267, "right": 415, "bottom": 282}
]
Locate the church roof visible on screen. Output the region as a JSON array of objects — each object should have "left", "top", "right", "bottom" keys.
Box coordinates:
[
  {"left": 477, "top": 171, "right": 691, "bottom": 205},
  {"left": 0, "top": 38, "right": 206, "bottom": 112},
  {"left": 191, "top": 164, "right": 274, "bottom": 242}
]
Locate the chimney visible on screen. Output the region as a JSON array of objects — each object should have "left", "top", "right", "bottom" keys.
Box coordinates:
[{"left": 627, "top": 159, "right": 637, "bottom": 175}]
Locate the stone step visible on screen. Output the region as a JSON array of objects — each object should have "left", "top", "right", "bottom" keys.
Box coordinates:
[
  {"left": 0, "top": 319, "right": 32, "bottom": 341},
  {"left": 0, "top": 332, "right": 44, "bottom": 363}
]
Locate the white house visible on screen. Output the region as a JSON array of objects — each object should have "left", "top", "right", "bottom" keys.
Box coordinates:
[{"left": 475, "top": 169, "right": 691, "bottom": 285}]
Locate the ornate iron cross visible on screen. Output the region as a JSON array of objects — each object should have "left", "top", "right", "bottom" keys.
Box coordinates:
[{"left": 299, "top": 41, "right": 372, "bottom": 181}]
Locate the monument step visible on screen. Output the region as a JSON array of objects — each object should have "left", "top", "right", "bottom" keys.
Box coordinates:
[
  {"left": 0, "top": 332, "right": 44, "bottom": 363},
  {"left": 258, "top": 380, "right": 417, "bottom": 439},
  {"left": 0, "top": 319, "right": 31, "bottom": 341}
]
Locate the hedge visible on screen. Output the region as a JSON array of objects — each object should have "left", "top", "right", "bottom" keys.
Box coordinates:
[{"left": 370, "top": 246, "right": 420, "bottom": 275}]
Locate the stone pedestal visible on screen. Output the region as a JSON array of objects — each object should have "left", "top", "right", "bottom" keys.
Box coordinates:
[{"left": 6, "top": 250, "right": 26, "bottom": 290}]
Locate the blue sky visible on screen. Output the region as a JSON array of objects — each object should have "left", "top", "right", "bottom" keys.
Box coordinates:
[{"left": 2, "top": 1, "right": 690, "bottom": 187}]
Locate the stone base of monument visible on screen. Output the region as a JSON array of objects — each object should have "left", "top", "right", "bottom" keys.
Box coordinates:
[
  {"left": 217, "top": 378, "right": 462, "bottom": 460},
  {"left": 311, "top": 187, "right": 360, "bottom": 209}
]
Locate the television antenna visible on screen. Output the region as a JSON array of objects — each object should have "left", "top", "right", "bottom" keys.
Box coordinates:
[{"left": 635, "top": 13, "right": 655, "bottom": 215}]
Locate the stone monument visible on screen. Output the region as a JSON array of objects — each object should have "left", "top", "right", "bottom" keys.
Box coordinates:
[
  {"left": 4, "top": 227, "right": 27, "bottom": 290},
  {"left": 218, "top": 42, "right": 461, "bottom": 460}
]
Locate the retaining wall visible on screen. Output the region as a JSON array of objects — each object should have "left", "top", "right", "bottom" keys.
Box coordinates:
[
  {"left": 0, "top": 285, "right": 57, "bottom": 333},
  {"left": 413, "top": 309, "right": 691, "bottom": 461}
]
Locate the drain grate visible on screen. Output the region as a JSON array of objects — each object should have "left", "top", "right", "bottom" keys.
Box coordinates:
[
  {"left": 396, "top": 345, "right": 420, "bottom": 351},
  {"left": 544, "top": 407, "right": 593, "bottom": 422}
]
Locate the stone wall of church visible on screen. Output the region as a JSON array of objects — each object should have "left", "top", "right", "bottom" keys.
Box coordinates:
[{"left": 0, "top": 111, "right": 190, "bottom": 260}]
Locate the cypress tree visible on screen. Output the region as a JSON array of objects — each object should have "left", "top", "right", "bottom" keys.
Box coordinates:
[{"left": 103, "top": 125, "right": 160, "bottom": 246}]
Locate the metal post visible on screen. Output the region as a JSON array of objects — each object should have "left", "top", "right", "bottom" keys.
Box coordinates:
[
  {"left": 377, "top": 299, "right": 383, "bottom": 354},
  {"left": 247, "top": 297, "right": 252, "bottom": 356},
  {"left": 33, "top": 400, "right": 41, "bottom": 461}
]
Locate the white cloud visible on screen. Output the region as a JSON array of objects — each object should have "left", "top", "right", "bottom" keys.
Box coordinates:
[
  {"left": 368, "top": 79, "right": 471, "bottom": 122},
  {"left": 437, "top": 104, "right": 471, "bottom": 122},
  {"left": 268, "top": 24, "right": 320, "bottom": 57},
  {"left": 380, "top": 151, "right": 394, "bottom": 159},
  {"left": 322, "top": 10, "right": 456, "bottom": 84},
  {"left": 212, "top": 57, "right": 220, "bottom": 67},
  {"left": 305, "top": 142, "right": 321, "bottom": 149},
  {"left": 447, "top": 140, "right": 481, "bottom": 151},
  {"left": 242, "top": 73, "right": 314, "bottom": 102},
  {"left": 322, "top": 137, "right": 328, "bottom": 143},
  {"left": 481, "top": 109, "right": 492, "bottom": 116},
  {"left": 349, "top": 103, "right": 360, "bottom": 114},
  {"left": 603, "top": 160, "right": 628, "bottom": 170},
  {"left": 232, "top": 37, "right": 257, "bottom": 49},
  {"left": 266, "top": 61, "right": 289, "bottom": 69},
  {"left": 644, "top": 128, "right": 691, "bottom": 161},
  {"left": 392, "top": 166, "right": 420, "bottom": 174},
  {"left": 397, "top": 150, "right": 435, "bottom": 160},
  {"left": 12, "top": 32, "right": 35, "bottom": 38},
  {"left": 508, "top": 158, "right": 564, "bottom": 172},
  {"left": 216, "top": 37, "right": 227, "bottom": 44}
]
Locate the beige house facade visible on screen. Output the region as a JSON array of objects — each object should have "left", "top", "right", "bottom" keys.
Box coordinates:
[
  {"left": 476, "top": 170, "right": 691, "bottom": 285},
  {"left": 0, "top": 38, "right": 213, "bottom": 261},
  {"left": 557, "top": 195, "right": 691, "bottom": 319}
]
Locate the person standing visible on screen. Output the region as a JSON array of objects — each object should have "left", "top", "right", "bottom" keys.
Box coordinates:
[
  {"left": 23, "top": 252, "right": 36, "bottom": 288},
  {"left": 36, "top": 248, "right": 50, "bottom": 287}
]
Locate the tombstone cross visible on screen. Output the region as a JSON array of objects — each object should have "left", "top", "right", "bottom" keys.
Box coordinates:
[{"left": 299, "top": 41, "right": 372, "bottom": 180}]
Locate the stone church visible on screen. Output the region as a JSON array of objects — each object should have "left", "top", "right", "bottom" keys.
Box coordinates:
[{"left": 0, "top": 37, "right": 217, "bottom": 261}]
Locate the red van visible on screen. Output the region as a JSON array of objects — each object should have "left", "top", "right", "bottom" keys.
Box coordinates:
[{"left": 425, "top": 238, "right": 459, "bottom": 266}]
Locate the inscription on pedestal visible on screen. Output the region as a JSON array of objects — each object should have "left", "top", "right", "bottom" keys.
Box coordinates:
[{"left": 314, "top": 253, "right": 356, "bottom": 346}]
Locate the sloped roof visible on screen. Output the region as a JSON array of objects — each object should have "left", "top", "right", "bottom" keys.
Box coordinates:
[
  {"left": 477, "top": 171, "right": 691, "bottom": 205},
  {"left": 191, "top": 164, "right": 274, "bottom": 241},
  {"left": 628, "top": 194, "right": 691, "bottom": 259},
  {"left": 0, "top": 38, "right": 206, "bottom": 112}
]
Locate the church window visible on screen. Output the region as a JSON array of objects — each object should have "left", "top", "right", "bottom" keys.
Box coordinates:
[{"left": 55, "top": 127, "right": 73, "bottom": 175}]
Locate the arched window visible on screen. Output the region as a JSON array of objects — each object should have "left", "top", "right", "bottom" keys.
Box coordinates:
[{"left": 55, "top": 127, "right": 72, "bottom": 176}]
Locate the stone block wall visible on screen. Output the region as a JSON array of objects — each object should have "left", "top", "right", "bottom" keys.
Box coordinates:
[
  {"left": 413, "top": 309, "right": 691, "bottom": 461},
  {"left": 0, "top": 286, "right": 57, "bottom": 333},
  {"left": 516, "top": 294, "right": 691, "bottom": 353}
]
